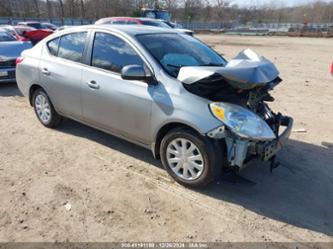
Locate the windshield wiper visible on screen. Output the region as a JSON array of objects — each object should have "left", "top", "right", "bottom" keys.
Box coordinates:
[
  {"left": 200, "top": 63, "right": 225, "bottom": 67},
  {"left": 167, "top": 64, "right": 183, "bottom": 68}
]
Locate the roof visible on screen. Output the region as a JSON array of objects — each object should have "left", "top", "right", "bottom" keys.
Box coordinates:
[
  {"left": 68, "top": 24, "right": 178, "bottom": 36},
  {"left": 96, "top": 17, "right": 163, "bottom": 23}
]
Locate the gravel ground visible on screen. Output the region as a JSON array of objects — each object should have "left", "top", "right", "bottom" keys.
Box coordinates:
[{"left": 0, "top": 35, "right": 332, "bottom": 242}]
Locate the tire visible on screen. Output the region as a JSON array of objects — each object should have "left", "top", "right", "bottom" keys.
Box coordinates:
[
  {"left": 160, "top": 127, "right": 222, "bottom": 188},
  {"left": 32, "top": 88, "right": 62, "bottom": 128}
]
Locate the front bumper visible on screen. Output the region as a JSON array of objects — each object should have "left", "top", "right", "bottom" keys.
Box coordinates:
[
  {"left": 0, "top": 68, "right": 16, "bottom": 83},
  {"left": 225, "top": 115, "right": 293, "bottom": 169},
  {"left": 256, "top": 116, "right": 293, "bottom": 161}
]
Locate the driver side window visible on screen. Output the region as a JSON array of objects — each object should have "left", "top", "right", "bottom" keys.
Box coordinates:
[{"left": 91, "top": 32, "right": 144, "bottom": 73}]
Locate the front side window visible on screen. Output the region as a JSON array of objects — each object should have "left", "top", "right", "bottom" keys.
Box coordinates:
[
  {"left": 136, "top": 33, "right": 227, "bottom": 77},
  {"left": 91, "top": 32, "right": 144, "bottom": 73},
  {"left": 58, "top": 32, "right": 87, "bottom": 63}
]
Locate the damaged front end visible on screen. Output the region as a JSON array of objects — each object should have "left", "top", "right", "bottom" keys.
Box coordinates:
[{"left": 178, "top": 49, "right": 293, "bottom": 171}]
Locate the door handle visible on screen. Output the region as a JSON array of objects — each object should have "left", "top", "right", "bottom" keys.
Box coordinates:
[
  {"left": 87, "top": 80, "right": 100, "bottom": 90},
  {"left": 41, "top": 68, "right": 50, "bottom": 76}
]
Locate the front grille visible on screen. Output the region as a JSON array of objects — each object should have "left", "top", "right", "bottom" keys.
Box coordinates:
[{"left": 0, "top": 59, "right": 16, "bottom": 68}]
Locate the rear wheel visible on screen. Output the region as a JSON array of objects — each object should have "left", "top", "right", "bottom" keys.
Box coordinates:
[
  {"left": 160, "top": 127, "right": 221, "bottom": 188},
  {"left": 32, "top": 89, "right": 62, "bottom": 128}
]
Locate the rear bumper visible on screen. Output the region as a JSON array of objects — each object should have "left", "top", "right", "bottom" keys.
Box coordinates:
[
  {"left": 256, "top": 116, "right": 293, "bottom": 161},
  {"left": 0, "top": 68, "right": 16, "bottom": 83}
]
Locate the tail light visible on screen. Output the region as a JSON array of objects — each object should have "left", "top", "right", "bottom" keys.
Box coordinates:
[
  {"left": 331, "top": 62, "right": 333, "bottom": 75},
  {"left": 16, "top": 57, "right": 24, "bottom": 65}
]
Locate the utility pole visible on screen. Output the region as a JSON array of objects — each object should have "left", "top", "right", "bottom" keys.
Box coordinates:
[
  {"left": 80, "top": 0, "right": 85, "bottom": 20},
  {"left": 58, "top": 0, "right": 65, "bottom": 25},
  {"left": 46, "top": 0, "right": 52, "bottom": 19}
]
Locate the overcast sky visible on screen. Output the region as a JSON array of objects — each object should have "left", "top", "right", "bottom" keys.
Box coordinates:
[{"left": 230, "top": 0, "right": 332, "bottom": 7}]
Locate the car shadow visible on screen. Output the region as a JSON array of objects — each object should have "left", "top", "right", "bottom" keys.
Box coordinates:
[
  {"left": 200, "top": 139, "right": 333, "bottom": 236},
  {"left": 0, "top": 83, "right": 23, "bottom": 97},
  {"left": 57, "top": 119, "right": 333, "bottom": 236},
  {"left": 57, "top": 119, "right": 161, "bottom": 167}
]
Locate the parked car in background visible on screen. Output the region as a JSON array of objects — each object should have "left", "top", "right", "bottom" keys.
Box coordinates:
[
  {"left": 161, "top": 20, "right": 194, "bottom": 36},
  {"left": 17, "top": 21, "right": 44, "bottom": 29},
  {"left": 10, "top": 25, "right": 36, "bottom": 38},
  {"left": 141, "top": 8, "right": 171, "bottom": 21},
  {"left": 17, "top": 22, "right": 54, "bottom": 44},
  {"left": 41, "top": 22, "right": 58, "bottom": 31},
  {"left": 0, "top": 29, "right": 32, "bottom": 83},
  {"left": 16, "top": 25, "right": 293, "bottom": 187},
  {"left": 95, "top": 17, "right": 193, "bottom": 35},
  {"left": 0, "top": 25, "right": 28, "bottom": 41}
]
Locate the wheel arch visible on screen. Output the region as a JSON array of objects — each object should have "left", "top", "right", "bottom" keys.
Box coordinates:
[
  {"left": 152, "top": 122, "right": 203, "bottom": 159},
  {"left": 29, "top": 84, "right": 44, "bottom": 106}
]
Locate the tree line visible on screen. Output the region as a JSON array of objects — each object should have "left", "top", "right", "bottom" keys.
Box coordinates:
[{"left": 0, "top": 0, "right": 333, "bottom": 23}]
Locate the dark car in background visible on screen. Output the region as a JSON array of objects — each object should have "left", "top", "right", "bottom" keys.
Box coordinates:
[
  {"left": 0, "top": 29, "right": 32, "bottom": 83},
  {"left": 41, "top": 22, "right": 58, "bottom": 31}
]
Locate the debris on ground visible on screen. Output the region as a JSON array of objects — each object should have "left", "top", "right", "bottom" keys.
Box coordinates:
[{"left": 64, "top": 203, "right": 72, "bottom": 211}]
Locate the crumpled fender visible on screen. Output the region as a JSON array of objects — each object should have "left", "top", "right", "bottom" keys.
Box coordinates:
[{"left": 177, "top": 49, "right": 279, "bottom": 90}]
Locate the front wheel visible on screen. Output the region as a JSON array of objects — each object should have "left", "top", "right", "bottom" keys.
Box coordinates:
[
  {"left": 33, "top": 89, "right": 62, "bottom": 128},
  {"left": 160, "top": 128, "right": 221, "bottom": 188}
]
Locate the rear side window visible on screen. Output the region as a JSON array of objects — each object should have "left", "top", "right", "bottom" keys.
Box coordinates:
[
  {"left": 47, "top": 37, "right": 60, "bottom": 56},
  {"left": 58, "top": 32, "right": 87, "bottom": 63},
  {"left": 91, "top": 32, "right": 144, "bottom": 73}
]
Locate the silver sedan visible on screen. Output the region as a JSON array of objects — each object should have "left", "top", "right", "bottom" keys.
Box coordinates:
[{"left": 16, "top": 25, "right": 292, "bottom": 187}]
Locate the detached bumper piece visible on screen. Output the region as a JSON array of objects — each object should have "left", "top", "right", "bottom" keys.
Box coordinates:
[{"left": 256, "top": 116, "right": 293, "bottom": 162}]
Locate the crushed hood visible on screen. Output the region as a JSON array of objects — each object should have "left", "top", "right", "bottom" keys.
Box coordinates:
[{"left": 177, "top": 49, "right": 279, "bottom": 90}]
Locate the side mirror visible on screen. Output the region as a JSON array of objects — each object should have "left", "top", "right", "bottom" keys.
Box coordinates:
[{"left": 121, "top": 65, "right": 155, "bottom": 84}]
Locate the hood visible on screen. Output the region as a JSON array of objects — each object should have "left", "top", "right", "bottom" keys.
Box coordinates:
[
  {"left": 0, "top": 41, "right": 32, "bottom": 60},
  {"left": 177, "top": 49, "right": 279, "bottom": 90}
]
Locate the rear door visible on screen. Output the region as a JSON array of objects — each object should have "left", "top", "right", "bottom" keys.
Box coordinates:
[
  {"left": 40, "top": 32, "right": 88, "bottom": 119},
  {"left": 81, "top": 31, "right": 153, "bottom": 145}
]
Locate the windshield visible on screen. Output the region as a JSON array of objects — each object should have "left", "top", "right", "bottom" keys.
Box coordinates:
[
  {"left": 2, "top": 27, "right": 16, "bottom": 36},
  {"left": 27, "top": 23, "right": 43, "bottom": 29},
  {"left": 136, "top": 33, "right": 227, "bottom": 77},
  {"left": 141, "top": 20, "right": 171, "bottom": 29},
  {"left": 0, "top": 31, "right": 16, "bottom": 42}
]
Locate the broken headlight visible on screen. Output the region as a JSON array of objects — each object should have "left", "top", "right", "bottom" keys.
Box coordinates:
[{"left": 209, "top": 102, "right": 276, "bottom": 141}]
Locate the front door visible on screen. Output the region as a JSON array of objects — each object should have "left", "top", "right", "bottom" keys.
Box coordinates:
[{"left": 81, "top": 32, "right": 153, "bottom": 145}]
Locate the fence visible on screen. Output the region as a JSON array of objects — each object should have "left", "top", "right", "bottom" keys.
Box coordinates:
[
  {"left": 1, "top": 17, "right": 332, "bottom": 31},
  {"left": 0, "top": 17, "right": 94, "bottom": 26}
]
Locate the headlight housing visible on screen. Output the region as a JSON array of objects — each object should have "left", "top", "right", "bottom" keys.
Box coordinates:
[{"left": 210, "top": 102, "right": 276, "bottom": 141}]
